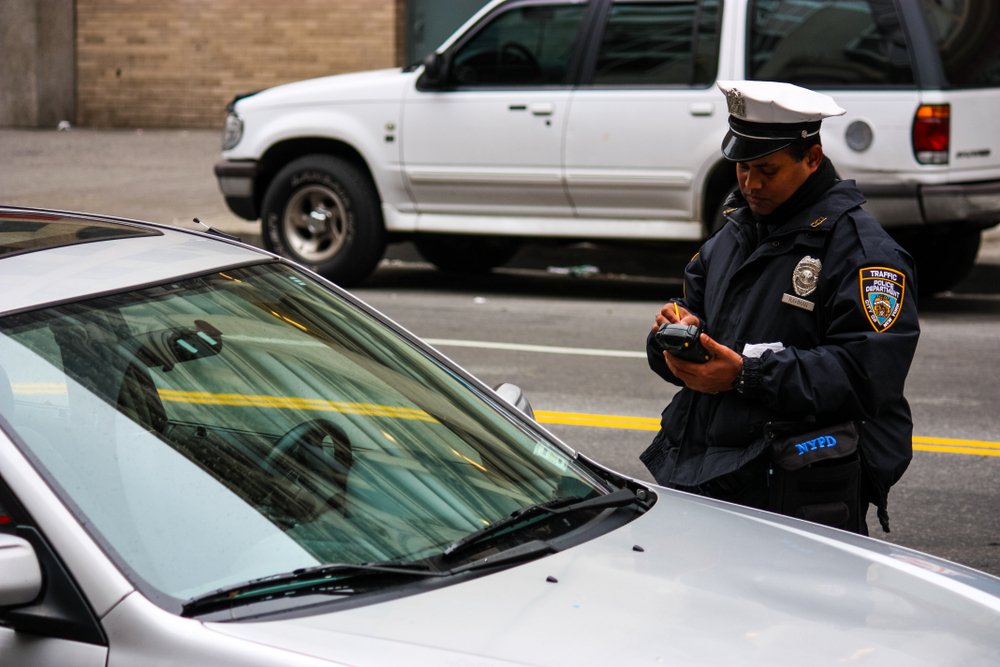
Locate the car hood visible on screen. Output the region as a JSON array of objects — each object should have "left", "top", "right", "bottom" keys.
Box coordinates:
[
  {"left": 237, "top": 68, "right": 411, "bottom": 110},
  {"left": 207, "top": 489, "right": 1000, "bottom": 666}
]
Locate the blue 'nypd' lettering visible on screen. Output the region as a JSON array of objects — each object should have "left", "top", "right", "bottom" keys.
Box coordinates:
[{"left": 794, "top": 435, "right": 838, "bottom": 456}]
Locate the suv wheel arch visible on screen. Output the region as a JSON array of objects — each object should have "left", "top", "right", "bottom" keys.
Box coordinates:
[
  {"left": 256, "top": 137, "right": 381, "bottom": 221},
  {"left": 702, "top": 159, "right": 738, "bottom": 236}
]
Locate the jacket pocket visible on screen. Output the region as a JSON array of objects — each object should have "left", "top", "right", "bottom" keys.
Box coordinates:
[
  {"left": 768, "top": 421, "right": 864, "bottom": 532},
  {"left": 706, "top": 393, "right": 776, "bottom": 449}
]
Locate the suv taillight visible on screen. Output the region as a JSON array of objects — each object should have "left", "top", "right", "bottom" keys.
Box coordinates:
[{"left": 913, "top": 104, "right": 949, "bottom": 165}]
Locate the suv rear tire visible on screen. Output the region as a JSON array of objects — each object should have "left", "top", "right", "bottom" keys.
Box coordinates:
[
  {"left": 261, "top": 155, "right": 386, "bottom": 286},
  {"left": 414, "top": 235, "right": 520, "bottom": 274},
  {"left": 892, "top": 225, "right": 981, "bottom": 297}
]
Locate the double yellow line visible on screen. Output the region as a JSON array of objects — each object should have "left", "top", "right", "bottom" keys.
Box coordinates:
[
  {"left": 536, "top": 411, "right": 660, "bottom": 431},
  {"left": 911, "top": 436, "right": 1000, "bottom": 458},
  {"left": 536, "top": 410, "right": 1000, "bottom": 458},
  {"left": 157, "top": 390, "right": 437, "bottom": 422},
  {"left": 12, "top": 384, "right": 1000, "bottom": 458}
]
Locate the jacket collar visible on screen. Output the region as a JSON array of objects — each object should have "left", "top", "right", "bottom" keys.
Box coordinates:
[{"left": 728, "top": 179, "right": 866, "bottom": 238}]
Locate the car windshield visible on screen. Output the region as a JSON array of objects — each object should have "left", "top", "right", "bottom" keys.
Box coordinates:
[{"left": 0, "top": 263, "right": 603, "bottom": 602}]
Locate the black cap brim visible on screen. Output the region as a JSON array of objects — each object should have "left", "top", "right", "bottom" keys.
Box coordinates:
[
  {"left": 721, "top": 130, "right": 793, "bottom": 162},
  {"left": 721, "top": 117, "right": 823, "bottom": 162}
]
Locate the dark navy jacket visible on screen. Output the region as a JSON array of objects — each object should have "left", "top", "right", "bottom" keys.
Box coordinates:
[{"left": 641, "top": 179, "right": 919, "bottom": 509}]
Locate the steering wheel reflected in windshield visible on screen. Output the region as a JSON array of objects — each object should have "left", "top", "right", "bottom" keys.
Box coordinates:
[{"left": 265, "top": 418, "right": 354, "bottom": 511}]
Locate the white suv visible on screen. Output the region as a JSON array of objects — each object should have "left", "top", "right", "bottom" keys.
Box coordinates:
[{"left": 215, "top": 0, "right": 1000, "bottom": 292}]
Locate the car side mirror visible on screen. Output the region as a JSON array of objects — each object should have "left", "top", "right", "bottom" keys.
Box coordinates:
[
  {"left": 493, "top": 383, "right": 535, "bottom": 420},
  {"left": 0, "top": 534, "right": 43, "bottom": 608},
  {"left": 419, "top": 52, "right": 448, "bottom": 90}
]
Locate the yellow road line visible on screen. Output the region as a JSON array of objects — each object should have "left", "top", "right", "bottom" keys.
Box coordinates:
[
  {"left": 10, "top": 387, "right": 1000, "bottom": 457},
  {"left": 157, "top": 391, "right": 435, "bottom": 421},
  {"left": 913, "top": 444, "right": 1000, "bottom": 457},
  {"left": 537, "top": 410, "right": 1000, "bottom": 458},
  {"left": 913, "top": 435, "right": 1000, "bottom": 450},
  {"left": 536, "top": 411, "right": 660, "bottom": 431}
]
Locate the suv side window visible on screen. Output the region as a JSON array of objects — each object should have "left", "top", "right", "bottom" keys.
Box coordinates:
[
  {"left": 450, "top": 4, "right": 587, "bottom": 86},
  {"left": 593, "top": 0, "right": 721, "bottom": 86},
  {"left": 920, "top": 0, "right": 1000, "bottom": 89},
  {"left": 748, "top": 0, "right": 914, "bottom": 87}
]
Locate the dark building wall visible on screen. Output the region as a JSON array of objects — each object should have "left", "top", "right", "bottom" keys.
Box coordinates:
[{"left": 0, "top": 0, "right": 76, "bottom": 128}]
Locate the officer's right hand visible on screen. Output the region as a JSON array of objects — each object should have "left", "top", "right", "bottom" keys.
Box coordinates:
[{"left": 653, "top": 302, "right": 700, "bottom": 332}]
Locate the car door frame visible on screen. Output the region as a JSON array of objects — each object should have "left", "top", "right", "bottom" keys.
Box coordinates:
[
  {"left": 0, "top": 461, "right": 109, "bottom": 666},
  {"left": 563, "top": 0, "right": 733, "bottom": 234},
  {"left": 402, "top": 0, "right": 604, "bottom": 224}
]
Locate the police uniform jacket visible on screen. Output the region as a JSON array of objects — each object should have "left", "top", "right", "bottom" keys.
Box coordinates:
[{"left": 641, "top": 178, "right": 920, "bottom": 515}]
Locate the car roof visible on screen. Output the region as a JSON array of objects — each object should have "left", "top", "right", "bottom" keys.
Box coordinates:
[{"left": 0, "top": 208, "right": 270, "bottom": 315}]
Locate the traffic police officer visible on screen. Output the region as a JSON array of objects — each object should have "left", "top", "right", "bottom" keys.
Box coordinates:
[{"left": 641, "top": 81, "right": 920, "bottom": 534}]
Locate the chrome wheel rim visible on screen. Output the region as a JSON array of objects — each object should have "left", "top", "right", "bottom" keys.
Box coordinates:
[{"left": 282, "top": 185, "right": 347, "bottom": 262}]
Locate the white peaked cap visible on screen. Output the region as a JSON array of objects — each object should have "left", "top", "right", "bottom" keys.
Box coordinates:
[
  {"left": 717, "top": 81, "right": 846, "bottom": 161},
  {"left": 717, "top": 80, "right": 846, "bottom": 123}
]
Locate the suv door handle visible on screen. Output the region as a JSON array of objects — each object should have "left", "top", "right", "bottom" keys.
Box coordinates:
[
  {"left": 530, "top": 103, "right": 555, "bottom": 116},
  {"left": 689, "top": 103, "right": 715, "bottom": 117}
]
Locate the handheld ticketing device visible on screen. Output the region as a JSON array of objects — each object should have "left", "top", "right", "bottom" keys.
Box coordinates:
[{"left": 655, "top": 323, "right": 711, "bottom": 363}]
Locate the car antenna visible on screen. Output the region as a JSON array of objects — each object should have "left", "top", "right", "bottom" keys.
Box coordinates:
[{"left": 193, "top": 217, "right": 240, "bottom": 243}]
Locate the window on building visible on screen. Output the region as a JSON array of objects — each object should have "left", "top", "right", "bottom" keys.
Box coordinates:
[
  {"left": 920, "top": 0, "right": 1000, "bottom": 89},
  {"left": 592, "top": 0, "right": 721, "bottom": 86},
  {"left": 450, "top": 4, "right": 587, "bottom": 86},
  {"left": 748, "top": 0, "right": 914, "bottom": 87}
]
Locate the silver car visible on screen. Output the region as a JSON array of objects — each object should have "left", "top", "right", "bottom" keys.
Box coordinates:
[{"left": 0, "top": 207, "right": 998, "bottom": 666}]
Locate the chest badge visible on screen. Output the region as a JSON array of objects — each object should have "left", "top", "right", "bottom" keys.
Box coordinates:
[
  {"left": 793, "top": 256, "right": 822, "bottom": 296},
  {"left": 782, "top": 256, "right": 822, "bottom": 311}
]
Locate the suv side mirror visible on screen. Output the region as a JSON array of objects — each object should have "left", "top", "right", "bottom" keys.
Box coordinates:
[
  {"left": 419, "top": 52, "right": 448, "bottom": 90},
  {"left": 494, "top": 383, "right": 535, "bottom": 420},
  {"left": 0, "top": 534, "right": 43, "bottom": 608}
]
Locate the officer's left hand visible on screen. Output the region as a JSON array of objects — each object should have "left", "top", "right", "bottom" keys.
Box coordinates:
[{"left": 664, "top": 333, "right": 743, "bottom": 394}]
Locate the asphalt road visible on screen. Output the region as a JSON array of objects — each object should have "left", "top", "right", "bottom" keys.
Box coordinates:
[{"left": 3, "top": 128, "right": 1000, "bottom": 575}]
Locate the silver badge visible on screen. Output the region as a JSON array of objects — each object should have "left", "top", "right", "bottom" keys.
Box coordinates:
[
  {"left": 792, "top": 256, "right": 822, "bottom": 297},
  {"left": 725, "top": 88, "right": 746, "bottom": 118}
]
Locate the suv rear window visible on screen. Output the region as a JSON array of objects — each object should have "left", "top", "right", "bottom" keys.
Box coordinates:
[
  {"left": 748, "top": 0, "right": 914, "bottom": 87},
  {"left": 921, "top": 0, "right": 1000, "bottom": 89},
  {"left": 592, "top": 0, "right": 721, "bottom": 86}
]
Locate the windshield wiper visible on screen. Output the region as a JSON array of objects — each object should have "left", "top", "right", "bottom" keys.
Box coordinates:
[
  {"left": 182, "top": 561, "right": 448, "bottom": 617},
  {"left": 443, "top": 488, "right": 637, "bottom": 559},
  {"left": 183, "top": 491, "right": 639, "bottom": 616}
]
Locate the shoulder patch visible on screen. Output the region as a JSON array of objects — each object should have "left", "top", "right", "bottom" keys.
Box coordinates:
[{"left": 860, "top": 267, "right": 905, "bottom": 332}]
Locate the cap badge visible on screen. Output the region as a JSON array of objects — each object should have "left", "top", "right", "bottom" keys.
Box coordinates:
[
  {"left": 792, "top": 256, "right": 822, "bottom": 297},
  {"left": 725, "top": 88, "right": 746, "bottom": 119}
]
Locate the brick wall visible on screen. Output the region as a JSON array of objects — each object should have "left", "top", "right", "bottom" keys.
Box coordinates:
[{"left": 77, "top": 0, "right": 405, "bottom": 129}]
